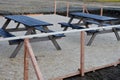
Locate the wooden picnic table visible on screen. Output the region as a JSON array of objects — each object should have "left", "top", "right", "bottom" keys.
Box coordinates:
[
  {"left": 0, "top": 15, "right": 65, "bottom": 58},
  {"left": 59, "top": 12, "right": 120, "bottom": 46}
]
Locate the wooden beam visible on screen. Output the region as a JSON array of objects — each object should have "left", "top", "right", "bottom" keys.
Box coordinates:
[
  {"left": 66, "top": 2, "right": 69, "bottom": 17},
  {"left": 85, "top": 60, "right": 120, "bottom": 73},
  {"left": 80, "top": 31, "right": 85, "bottom": 76},
  {"left": 24, "top": 40, "right": 29, "bottom": 80},
  {"left": 54, "top": 0, "right": 56, "bottom": 14},
  {"left": 25, "top": 38, "right": 44, "bottom": 80},
  {"left": 100, "top": 7, "right": 103, "bottom": 16},
  {"left": 52, "top": 60, "right": 120, "bottom": 80}
]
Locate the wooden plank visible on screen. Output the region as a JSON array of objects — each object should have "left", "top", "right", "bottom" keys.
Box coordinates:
[
  {"left": 54, "top": 0, "right": 56, "bottom": 14},
  {"left": 10, "top": 42, "right": 24, "bottom": 58},
  {"left": 24, "top": 40, "right": 29, "bottom": 80},
  {"left": 70, "top": 12, "right": 118, "bottom": 21},
  {"left": 52, "top": 60, "right": 120, "bottom": 80},
  {"left": 10, "top": 28, "right": 33, "bottom": 58},
  {"left": 43, "top": 26, "right": 61, "bottom": 50},
  {"left": 6, "top": 28, "right": 27, "bottom": 32},
  {"left": 2, "top": 19, "right": 11, "bottom": 29},
  {"left": 85, "top": 60, "right": 120, "bottom": 73},
  {"left": 5, "top": 15, "right": 53, "bottom": 27},
  {"left": 87, "top": 33, "right": 97, "bottom": 46},
  {"left": 80, "top": 31, "right": 85, "bottom": 76},
  {"left": 25, "top": 38, "right": 44, "bottom": 80}
]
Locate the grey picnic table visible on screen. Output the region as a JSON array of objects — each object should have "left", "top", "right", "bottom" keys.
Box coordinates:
[{"left": 0, "top": 15, "right": 65, "bottom": 58}]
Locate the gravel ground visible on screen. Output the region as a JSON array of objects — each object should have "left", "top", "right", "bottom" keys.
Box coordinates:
[{"left": 0, "top": 14, "right": 120, "bottom": 80}]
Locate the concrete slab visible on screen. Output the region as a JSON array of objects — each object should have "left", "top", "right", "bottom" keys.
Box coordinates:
[{"left": 0, "top": 14, "right": 120, "bottom": 80}]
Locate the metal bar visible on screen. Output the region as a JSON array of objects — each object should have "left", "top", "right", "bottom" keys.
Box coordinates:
[{"left": 0, "top": 24, "right": 120, "bottom": 42}]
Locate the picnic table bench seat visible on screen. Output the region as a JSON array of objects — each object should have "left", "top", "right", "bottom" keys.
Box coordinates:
[
  {"left": 59, "top": 22, "right": 99, "bottom": 34},
  {"left": 0, "top": 29, "right": 23, "bottom": 45},
  {"left": 34, "top": 26, "right": 65, "bottom": 38},
  {"left": 84, "top": 20, "right": 111, "bottom": 26}
]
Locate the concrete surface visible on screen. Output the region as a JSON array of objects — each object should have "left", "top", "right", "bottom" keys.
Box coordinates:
[{"left": 0, "top": 14, "right": 120, "bottom": 80}]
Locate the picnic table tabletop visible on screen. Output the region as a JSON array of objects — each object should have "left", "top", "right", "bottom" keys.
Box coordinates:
[
  {"left": 70, "top": 12, "right": 119, "bottom": 21},
  {"left": 4, "top": 15, "right": 53, "bottom": 27}
]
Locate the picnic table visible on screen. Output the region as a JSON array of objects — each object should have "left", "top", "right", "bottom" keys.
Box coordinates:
[
  {"left": 59, "top": 12, "right": 120, "bottom": 46},
  {"left": 0, "top": 15, "right": 65, "bottom": 58}
]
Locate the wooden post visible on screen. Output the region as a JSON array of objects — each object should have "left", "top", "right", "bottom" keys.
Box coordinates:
[
  {"left": 66, "top": 2, "right": 69, "bottom": 17},
  {"left": 25, "top": 38, "right": 44, "bottom": 80},
  {"left": 54, "top": 0, "right": 56, "bottom": 14},
  {"left": 85, "top": 7, "right": 89, "bottom": 14},
  {"left": 82, "top": 4, "right": 89, "bottom": 13},
  {"left": 80, "top": 31, "right": 85, "bottom": 76},
  {"left": 100, "top": 7, "right": 103, "bottom": 16},
  {"left": 82, "top": 5, "right": 85, "bottom": 13},
  {"left": 24, "top": 39, "right": 29, "bottom": 80}
]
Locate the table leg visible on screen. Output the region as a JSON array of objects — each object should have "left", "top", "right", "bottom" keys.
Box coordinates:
[
  {"left": 10, "top": 28, "right": 33, "bottom": 58},
  {"left": 112, "top": 28, "right": 120, "bottom": 41},
  {"left": 43, "top": 26, "right": 61, "bottom": 50},
  {"left": 49, "top": 37, "right": 61, "bottom": 50},
  {"left": 63, "top": 16, "right": 74, "bottom": 31},
  {"left": 68, "top": 16, "right": 74, "bottom": 24},
  {"left": 2, "top": 19, "right": 11, "bottom": 29},
  {"left": 16, "top": 23, "right": 20, "bottom": 29},
  {"left": 10, "top": 42, "right": 24, "bottom": 58},
  {"left": 31, "top": 29, "right": 36, "bottom": 34},
  {"left": 63, "top": 27, "right": 68, "bottom": 31},
  {"left": 87, "top": 33, "right": 97, "bottom": 46}
]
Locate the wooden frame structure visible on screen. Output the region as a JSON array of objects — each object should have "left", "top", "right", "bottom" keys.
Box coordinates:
[
  {"left": 52, "top": 31, "right": 120, "bottom": 80},
  {"left": 0, "top": 20, "right": 120, "bottom": 80},
  {"left": 24, "top": 38, "right": 44, "bottom": 80}
]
